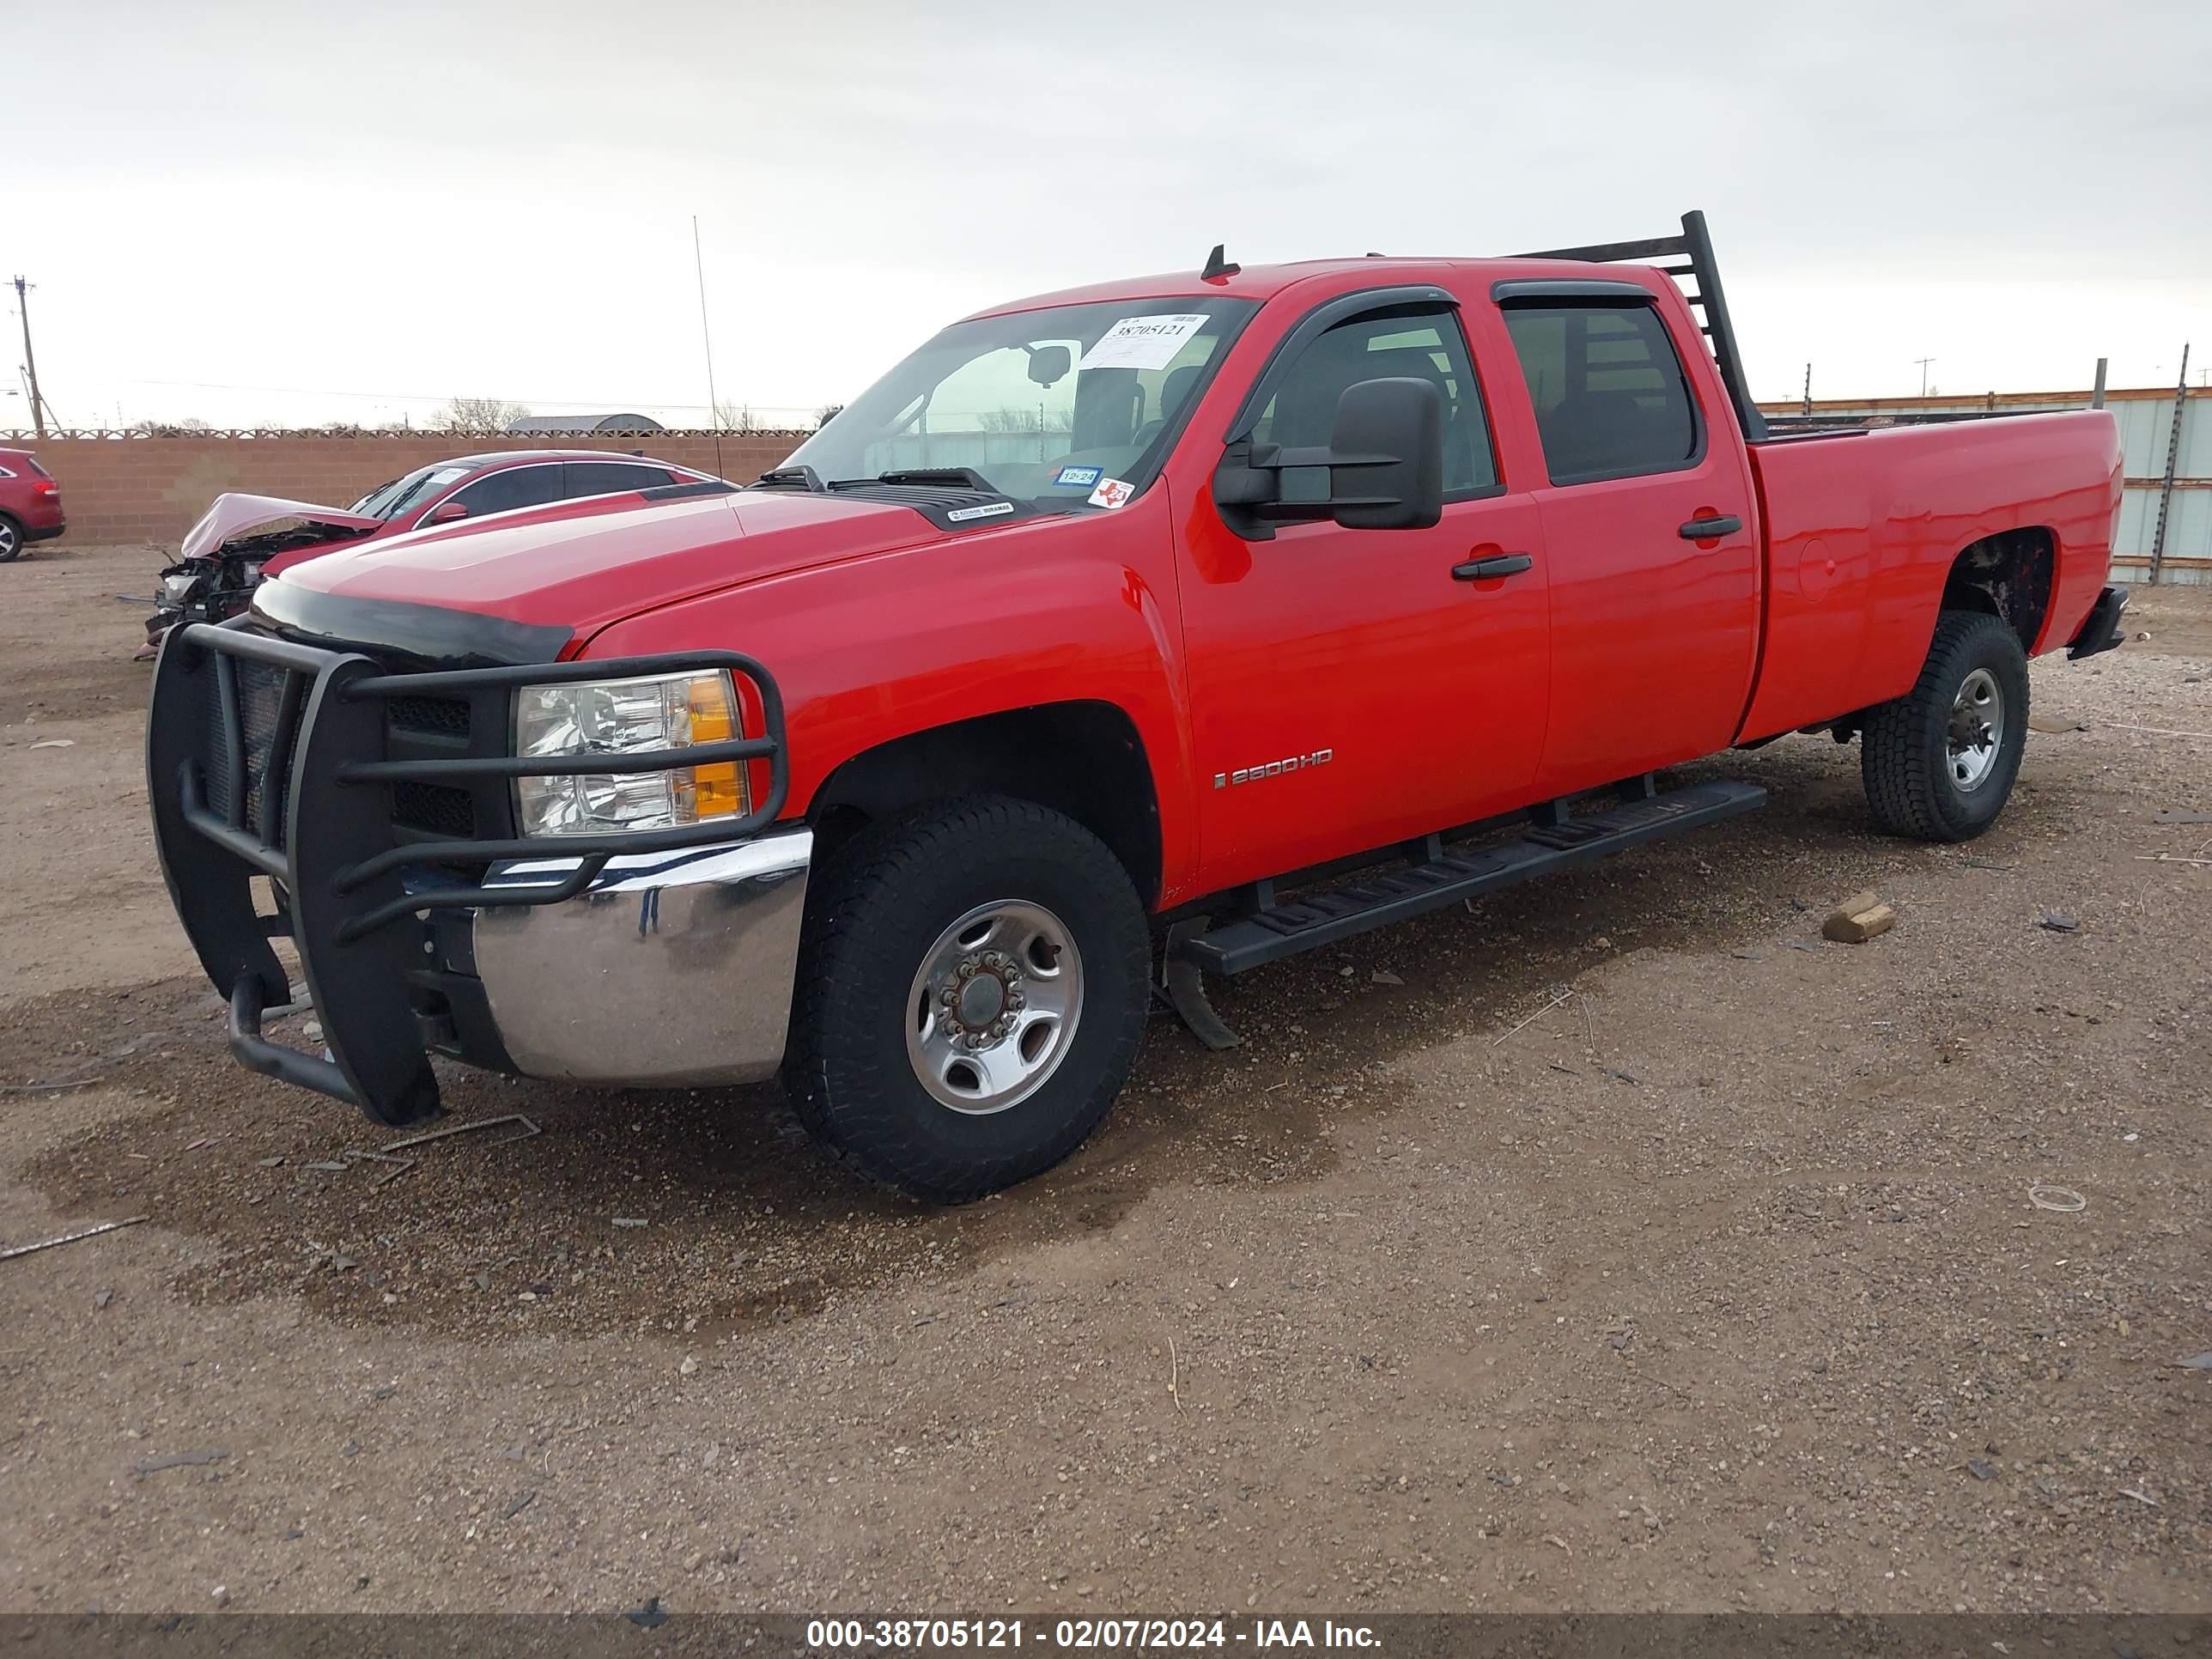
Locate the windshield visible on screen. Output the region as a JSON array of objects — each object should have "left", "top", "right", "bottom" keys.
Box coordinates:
[
  {"left": 351, "top": 464, "right": 469, "bottom": 520},
  {"left": 781, "top": 296, "right": 1256, "bottom": 507}
]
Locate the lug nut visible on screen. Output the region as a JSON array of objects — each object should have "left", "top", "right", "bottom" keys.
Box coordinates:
[
  {"left": 939, "top": 986, "right": 958, "bottom": 1006},
  {"left": 1006, "top": 993, "right": 1024, "bottom": 1011},
  {"left": 965, "top": 1032, "right": 988, "bottom": 1050}
]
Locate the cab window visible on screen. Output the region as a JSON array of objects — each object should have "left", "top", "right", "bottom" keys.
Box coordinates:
[
  {"left": 447, "top": 464, "right": 564, "bottom": 518},
  {"left": 1501, "top": 302, "right": 1700, "bottom": 484},
  {"left": 564, "top": 461, "right": 671, "bottom": 497},
  {"left": 1250, "top": 309, "right": 1497, "bottom": 496}
]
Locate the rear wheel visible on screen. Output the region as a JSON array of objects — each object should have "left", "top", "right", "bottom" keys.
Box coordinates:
[
  {"left": 0, "top": 515, "right": 22, "bottom": 562},
  {"left": 785, "top": 795, "right": 1150, "bottom": 1202},
  {"left": 1861, "top": 609, "right": 2030, "bottom": 842}
]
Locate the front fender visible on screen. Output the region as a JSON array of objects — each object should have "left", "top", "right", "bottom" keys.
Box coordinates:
[{"left": 576, "top": 498, "right": 1200, "bottom": 905}]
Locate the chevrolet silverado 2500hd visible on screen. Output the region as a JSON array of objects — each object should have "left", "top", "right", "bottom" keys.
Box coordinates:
[{"left": 147, "top": 212, "right": 2129, "bottom": 1200}]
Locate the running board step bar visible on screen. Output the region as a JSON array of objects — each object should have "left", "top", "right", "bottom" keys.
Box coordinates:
[{"left": 1176, "top": 779, "right": 1767, "bottom": 976}]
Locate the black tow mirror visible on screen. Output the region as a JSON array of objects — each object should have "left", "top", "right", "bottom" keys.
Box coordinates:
[{"left": 1212, "top": 376, "right": 1445, "bottom": 538}]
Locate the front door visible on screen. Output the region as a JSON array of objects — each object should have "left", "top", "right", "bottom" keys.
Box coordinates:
[{"left": 1176, "top": 293, "right": 1553, "bottom": 896}]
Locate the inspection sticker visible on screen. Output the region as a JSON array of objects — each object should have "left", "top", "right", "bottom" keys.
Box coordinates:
[
  {"left": 945, "top": 500, "right": 1017, "bottom": 523},
  {"left": 1078, "top": 313, "right": 1209, "bottom": 373},
  {"left": 1052, "top": 464, "right": 1103, "bottom": 489},
  {"left": 1087, "top": 476, "right": 1135, "bottom": 510}
]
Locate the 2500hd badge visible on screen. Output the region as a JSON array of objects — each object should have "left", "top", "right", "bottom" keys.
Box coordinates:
[{"left": 1215, "top": 749, "right": 1334, "bottom": 788}]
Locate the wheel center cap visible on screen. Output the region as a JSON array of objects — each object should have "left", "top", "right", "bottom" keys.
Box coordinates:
[{"left": 957, "top": 974, "right": 1006, "bottom": 1028}]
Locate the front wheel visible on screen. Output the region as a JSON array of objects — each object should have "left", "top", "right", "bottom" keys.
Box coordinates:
[
  {"left": 785, "top": 796, "right": 1150, "bottom": 1202},
  {"left": 1861, "top": 609, "right": 2030, "bottom": 842},
  {"left": 0, "top": 515, "right": 22, "bottom": 563}
]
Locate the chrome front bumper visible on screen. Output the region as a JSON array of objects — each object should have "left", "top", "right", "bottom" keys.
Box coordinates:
[{"left": 470, "top": 827, "right": 812, "bottom": 1089}]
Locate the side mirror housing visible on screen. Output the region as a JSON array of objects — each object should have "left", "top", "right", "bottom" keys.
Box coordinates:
[
  {"left": 1212, "top": 376, "right": 1444, "bottom": 538},
  {"left": 425, "top": 500, "right": 470, "bottom": 525}
]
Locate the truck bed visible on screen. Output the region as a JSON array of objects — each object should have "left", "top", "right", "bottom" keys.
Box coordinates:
[{"left": 1736, "top": 410, "right": 2124, "bottom": 743}]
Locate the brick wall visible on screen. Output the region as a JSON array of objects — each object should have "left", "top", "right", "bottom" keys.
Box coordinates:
[{"left": 21, "top": 434, "right": 800, "bottom": 547}]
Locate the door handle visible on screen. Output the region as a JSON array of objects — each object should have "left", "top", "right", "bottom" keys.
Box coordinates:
[
  {"left": 1451, "top": 553, "right": 1534, "bottom": 581},
  {"left": 1678, "top": 514, "right": 1742, "bottom": 539}
]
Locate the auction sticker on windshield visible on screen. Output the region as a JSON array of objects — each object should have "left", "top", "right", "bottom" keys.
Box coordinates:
[
  {"left": 1088, "top": 477, "right": 1134, "bottom": 509},
  {"left": 1052, "top": 465, "right": 1103, "bottom": 489},
  {"left": 1079, "top": 314, "right": 1210, "bottom": 372}
]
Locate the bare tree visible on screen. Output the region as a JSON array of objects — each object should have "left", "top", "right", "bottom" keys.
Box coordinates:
[
  {"left": 433, "top": 396, "right": 532, "bottom": 434},
  {"left": 713, "top": 399, "right": 762, "bottom": 434},
  {"left": 814, "top": 404, "right": 844, "bottom": 430}
]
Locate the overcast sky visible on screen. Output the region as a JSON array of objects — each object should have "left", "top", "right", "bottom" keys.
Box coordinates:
[{"left": 10, "top": 0, "right": 2209, "bottom": 432}]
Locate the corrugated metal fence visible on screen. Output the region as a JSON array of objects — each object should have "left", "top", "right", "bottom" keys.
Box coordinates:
[{"left": 1759, "top": 386, "right": 2210, "bottom": 585}]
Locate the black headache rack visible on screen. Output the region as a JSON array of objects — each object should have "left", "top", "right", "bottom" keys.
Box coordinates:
[
  {"left": 147, "top": 621, "right": 789, "bottom": 1128},
  {"left": 1516, "top": 209, "right": 1768, "bottom": 444}
]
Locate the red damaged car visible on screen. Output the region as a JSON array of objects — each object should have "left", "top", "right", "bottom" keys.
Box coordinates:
[
  {"left": 143, "top": 449, "right": 720, "bottom": 650},
  {"left": 0, "top": 447, "right": 66, "bottom": 562}
]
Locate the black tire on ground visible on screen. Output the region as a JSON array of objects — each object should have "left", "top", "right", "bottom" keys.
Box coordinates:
[
  {"left": 0, "top": 515, "right": 23, "bottom": 562},
  {"left": 785, "top": 795, "right": 1151, "bottom": 1202},
  {"left": 1861, "top": 608, "right": 2030, "bottom": 842}
]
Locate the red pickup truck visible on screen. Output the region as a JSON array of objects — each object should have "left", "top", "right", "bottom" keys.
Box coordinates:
[{"left": 148, "top": 213, "right": 2128, "bottom": 1200}]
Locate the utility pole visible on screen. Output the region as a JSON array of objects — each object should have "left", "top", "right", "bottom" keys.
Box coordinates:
[
  {"left": 1914, "top": 357, "right": 1936, "bottom": 398},
  {"left": 12, "top": 276, "right": 46, "bottom": 441},
  {"left": 2148, "top": 343, "right": 2191, "bottom": 586},
  {"left": 1801, "top": 362, "right": 1812, "bottom": 418},
  {"left": 2091, "top": 357, "right": 2107, "bottom": 410}
]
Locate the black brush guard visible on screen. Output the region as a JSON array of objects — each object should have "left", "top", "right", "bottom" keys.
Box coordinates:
[{"left": 146, "top": 620, "right": 788, "bottom": 1127}]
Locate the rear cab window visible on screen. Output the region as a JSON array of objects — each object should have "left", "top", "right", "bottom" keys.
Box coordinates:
[
  {"left": 563, "top": 461, "right": 671, "bottom": 498},
  {"left": 1500, "top": 301, "right": 1700, "bottom": 484}
]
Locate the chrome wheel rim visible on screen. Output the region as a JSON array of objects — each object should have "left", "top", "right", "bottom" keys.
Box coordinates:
[
  {"left": 905, "top": 901, "right": 1083, "bottom": 1115},
  {"left": 0, "top": 522, "right": 16, "bottom": 557},
  {"left": 1948, "top": 666, "right": 2004, "bottom": 792}
]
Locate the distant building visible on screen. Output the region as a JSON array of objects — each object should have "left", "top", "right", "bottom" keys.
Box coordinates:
[{"left": 506, "top": 413, "right": 665, "bottom": 435}]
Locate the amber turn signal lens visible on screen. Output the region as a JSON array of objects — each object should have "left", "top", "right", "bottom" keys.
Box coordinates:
[{"left": 686, "top": 673, "right": 748, "bottom": 820}]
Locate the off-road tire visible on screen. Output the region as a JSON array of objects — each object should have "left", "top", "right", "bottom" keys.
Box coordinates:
[
  {"left": 784, "top": 795, "right": 1150, "bottom": 1202},
  {"left": 1861, "top": 609, "right": 2030, "bottom": 842},
  {"left": 0, "top": 515, "right": 23, "bottom": 563}
]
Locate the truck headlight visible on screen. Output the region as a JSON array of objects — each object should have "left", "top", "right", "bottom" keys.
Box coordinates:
[{"left": 513, "top": 670, "right": 749, "bottom": 839}]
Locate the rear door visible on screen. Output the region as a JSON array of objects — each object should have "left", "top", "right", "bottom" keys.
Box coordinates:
[
  {"left": 1175, "top": 286, "right": 1553, "bottom": 893},
  {"left": 1486, "top": 283, "right": 1760, "bottom": 798}
]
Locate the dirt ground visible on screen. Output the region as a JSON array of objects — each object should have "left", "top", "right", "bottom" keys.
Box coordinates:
[{"left": 2, "top": 539, "right": 2208, "bottom": 1618}]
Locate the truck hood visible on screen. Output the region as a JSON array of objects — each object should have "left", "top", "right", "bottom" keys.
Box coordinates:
[
  {"left": 181, "top": 493, "right": 385, "bottom": 560},
  {"left": 266, "top": 488, "right": 969, "bottom": 637}
]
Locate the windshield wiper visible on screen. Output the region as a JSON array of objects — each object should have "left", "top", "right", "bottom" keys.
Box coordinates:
[{"left": 859, "top": 467, "right": 998, "bottom": 493}]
